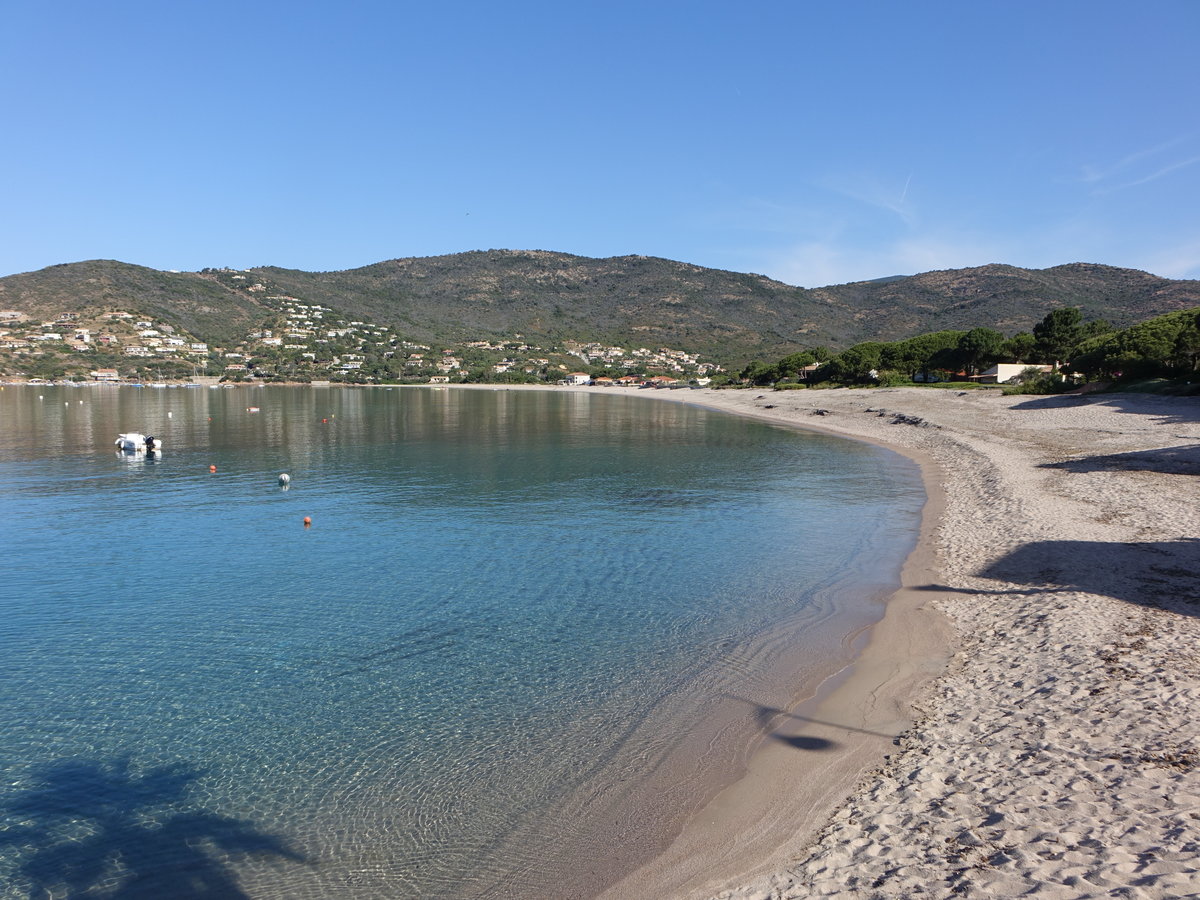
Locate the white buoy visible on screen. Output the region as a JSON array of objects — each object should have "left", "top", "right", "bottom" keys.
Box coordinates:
[
  {"left": 168, "top": 411, "right": 173, "bottom": 418},
  {"left": 278, "top": 473, "right": 291, "bottom": 486}
]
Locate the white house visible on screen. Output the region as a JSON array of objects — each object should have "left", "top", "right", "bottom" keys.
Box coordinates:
[
  {"left": 565, "top": 372, "right": 591, "bottom": 385},
  {"left": 979, "top": 363, "right": 1053, "bottom": 384}
]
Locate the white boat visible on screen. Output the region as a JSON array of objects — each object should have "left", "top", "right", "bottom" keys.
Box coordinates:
[{"left": 115, "top": 432, "right": 162, "bottom": 453}]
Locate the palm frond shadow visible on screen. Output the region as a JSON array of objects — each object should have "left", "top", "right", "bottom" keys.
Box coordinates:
[{"left": 0, "top": 756, "right": 304, "bottom": 899}]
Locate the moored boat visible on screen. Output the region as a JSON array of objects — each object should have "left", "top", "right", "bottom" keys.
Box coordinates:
[{"left": 115, "top": 432, "right": 162, "bottom": 453}]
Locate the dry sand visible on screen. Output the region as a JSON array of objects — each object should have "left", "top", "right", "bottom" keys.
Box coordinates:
[{"left": 585, "top": 386, "right": 1200, "bottom": 900}]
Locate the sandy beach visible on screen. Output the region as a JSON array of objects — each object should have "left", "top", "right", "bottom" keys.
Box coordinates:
[{"left": 579, "top": 385, "right": 1200, "bottom": 899}]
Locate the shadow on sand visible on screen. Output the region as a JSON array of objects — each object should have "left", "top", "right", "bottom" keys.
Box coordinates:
[
  {"left": 1039, "top": 444, "right": 1200, "bottom": 476},
  {"left": 920, "top": 538, "right": 1200, "bottom": 617},
  {"left": 722, "top": 695, "right": 903, "bottom": 755},
  {"left": 1009, "top": 392, "right": 1200, "bottom": 425},
  {"left": 0, "top": 756, "right": 304, "bottom": 899}
]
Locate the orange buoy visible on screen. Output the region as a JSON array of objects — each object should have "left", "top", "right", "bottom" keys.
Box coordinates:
[
  {"left": 209, "top": 464, "right": 217, "bottom": 473},
  {"left": 303, "top": 516, "right": 312, "bottom": 528}
]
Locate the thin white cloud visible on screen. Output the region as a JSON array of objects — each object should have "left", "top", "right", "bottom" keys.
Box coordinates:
[
  {"left": 764, "top": 233, "right": 1006, "bottom": 288},
  {"left": 1080, "top": 136, "right": 1189, "bottom": 183},
  {"left": 818, "top": 173, "right": 917, "bottom": 226},
  {"left": 1082, "top": 135, "right": 1200, "bottom": 194},
  {"left": 1121, "top": 155, "right": 1200, "bottom": 189}
]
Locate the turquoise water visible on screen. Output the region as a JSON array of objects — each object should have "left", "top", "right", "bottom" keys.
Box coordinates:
[{"left": 0, "top": 385, "right": 923, "bottom": 898}]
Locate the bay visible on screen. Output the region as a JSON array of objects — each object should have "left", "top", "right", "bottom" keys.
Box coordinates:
[{"left": 0, "top": 385, "right": 923, "bottom": 898}]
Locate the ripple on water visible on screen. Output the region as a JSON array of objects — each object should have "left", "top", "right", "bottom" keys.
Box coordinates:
[{"left": 0, "top": 387, "right": 923, "bottom": 898}]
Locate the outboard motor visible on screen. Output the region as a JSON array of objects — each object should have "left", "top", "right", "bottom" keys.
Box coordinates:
[{"left": 144, "top": 435, "right": 156, "bottom": 452}]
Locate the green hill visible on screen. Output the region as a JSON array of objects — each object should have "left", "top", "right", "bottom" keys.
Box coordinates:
[
  {"left": 0, "top": 260, "right": 266, "bottom": 345},
  {"left": 808, "top": 262, "right": 1199, "bottom": 340},
  {"left": 2, "top": 252, "right": 1198, "bottom": 364}
]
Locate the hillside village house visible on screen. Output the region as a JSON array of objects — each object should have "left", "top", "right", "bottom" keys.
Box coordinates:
[{"left": 565, "top": 372, "right": 591, "bottom": 385}]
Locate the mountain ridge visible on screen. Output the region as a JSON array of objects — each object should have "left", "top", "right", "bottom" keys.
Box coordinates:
[{"left": 2, "top": 252, "right": 1198, "bottom": 363}]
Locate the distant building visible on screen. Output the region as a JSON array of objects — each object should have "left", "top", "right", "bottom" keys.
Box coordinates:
[
  {"left": 565, "top": 372, "right": 591, "bottom": 385},
  {"left": 798, "top": 363, "right": 822, "bottom": 380},
  {"left": 979, "top": 363, "right": 1052, "bottom": 384}
]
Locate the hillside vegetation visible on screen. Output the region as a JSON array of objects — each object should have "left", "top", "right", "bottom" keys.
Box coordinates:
[
  {"left": 0, "top": 260, "right": 265, "bottom": 345},
  {"left": 1, "top": 252, "right": 1198, "bottom": 380},
  {"left": 745, "top": 305, "right": 1200, "bottom": 395}
]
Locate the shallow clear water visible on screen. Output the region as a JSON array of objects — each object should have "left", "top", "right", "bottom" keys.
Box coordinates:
[{"left": 0, "top": 385, "right": 923, "bottom": 898}]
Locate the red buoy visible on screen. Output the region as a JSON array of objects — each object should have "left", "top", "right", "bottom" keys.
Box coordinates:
[
  {"left": 209, "top": 464, "right": 217, "bottom": 473},
  {"left": 303, "top": 516, "right": 312, "bottom": 528}
]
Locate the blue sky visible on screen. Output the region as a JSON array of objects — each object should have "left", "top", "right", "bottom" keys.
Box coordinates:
[{"left": 3, "top": 1, "right": 1198, "bottom": 286}]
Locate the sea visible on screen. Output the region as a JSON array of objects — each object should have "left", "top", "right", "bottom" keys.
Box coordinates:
[{"left": 0, "top": 384, "right": 924, "bottom": 899}]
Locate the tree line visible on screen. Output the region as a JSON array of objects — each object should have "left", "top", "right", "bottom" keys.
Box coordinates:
[{"left": 735, "top": 306, "right": 1200, "bottom": 389}]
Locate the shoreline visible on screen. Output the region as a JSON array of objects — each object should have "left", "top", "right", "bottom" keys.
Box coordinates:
[
  {"left": 580, "top": 385, "right": 1200, "bottom": 899},
  {"left": 584, "top": 386, "right": 958, "bottom": 899},
  {"left": 439, "top": 382, "right": 959, "bottom": 897}
]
